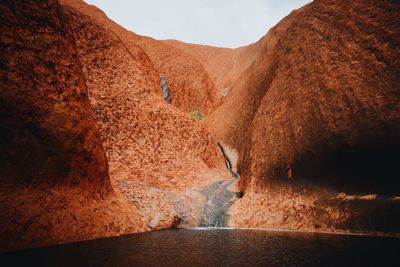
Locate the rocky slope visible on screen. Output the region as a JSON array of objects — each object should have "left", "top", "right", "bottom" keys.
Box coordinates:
[
  {"left": 0, "top": 0, "right": 231, "bottom": 251},
  {"left": 240, "top": 0, "right": 400, "bottom": 192},
  {"left": 204, "top": 0, "right": 400, "bottom": 232},
  {"left": 164, "top": 39, "right": 263, "bottom": 99},
  {"left": 61, "top": 0, "right": 222, "bottom": 116},
  {"left": 63, "top": 1, "right": 230, "bottom": 227},
  {"left": 0, "top": 0, "right": 144, "bottom": 250}
]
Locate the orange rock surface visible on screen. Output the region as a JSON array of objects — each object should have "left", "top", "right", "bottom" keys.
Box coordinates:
[
  {"left": 0, "top": 0, "right": 230, "bottom": 251},
  {"left": 204, "top": 0, "right": 400, "bottom": 233},
  {"left": 63, "top": 1, "right": 230, "bottom": 229},
  {"left": 63, "top": 0, "right": 222, "bottom": 116},
  {"left": 0, "top": 0, "right": 142, "bottom": 250}
]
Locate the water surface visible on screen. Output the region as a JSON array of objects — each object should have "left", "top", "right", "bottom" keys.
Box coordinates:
[{"left": 2, "top": 228, "right": 399, "bottom": 266}]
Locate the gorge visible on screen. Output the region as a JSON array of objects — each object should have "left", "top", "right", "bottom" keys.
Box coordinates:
[{"left": 0, "top": 0, "right": 399, "bottom": 257}]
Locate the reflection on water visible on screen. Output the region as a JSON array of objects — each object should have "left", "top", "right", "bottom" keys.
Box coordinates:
[{"left": 2, "top": 228, "right": 399, "bottom": 267}]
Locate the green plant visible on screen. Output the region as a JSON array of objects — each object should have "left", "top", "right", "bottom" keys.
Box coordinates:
[{"left": 190, "top": 111, "right": 204, "bottom": 121}]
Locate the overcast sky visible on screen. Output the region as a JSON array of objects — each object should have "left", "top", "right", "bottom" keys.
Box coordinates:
[{"left": 84, "top": 0, "right": 311, "bottom": 48}]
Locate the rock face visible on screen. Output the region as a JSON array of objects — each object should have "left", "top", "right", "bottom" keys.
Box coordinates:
[
  {"left": 0, "top": 0, "right": 109, "bottom": 192},
  {"left": 134, "top": 37, "right": 222, "bottom": 115},
  {"left": 163, "top": 39, "right": 261, "bottom": 98},
  {"left": 204, "top": 0, "right": 400, "bottom": 232},
  {"left": 0, "top": 0, "right": 141, "bottom": 250},
  {"left": 62, "top": 0, "right": 222, "bottom": 116},
  {"left": 0, "top": 0, "right": 229, "bottom": 251},
  {"left": 239, "top": 0, "right": 400, "bottom": 193},
  {"left": 204, "top": 0, "right": 400, "bottom": 191},
  {"left": 63, "top": 1, "right": 229, "bottom": 229}
]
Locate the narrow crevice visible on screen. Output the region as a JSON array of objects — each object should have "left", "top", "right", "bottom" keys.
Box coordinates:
[
  {"left": 160, "top": 75, "right": 171, "bottom": 103},
  {"left": 197, "top": 144, "right": 244, "bottom": 228},
  {"left": 218, "top": 143, "right": 239, "bottom": 178}
]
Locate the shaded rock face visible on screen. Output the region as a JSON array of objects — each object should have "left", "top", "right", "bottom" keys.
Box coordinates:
[
  {"left": 0, "top": 0, "right": 109, "bottom": 191},
  {"left": 203, "top": 0, "right": 400, "bottom": 195},
  {"left": 202, "top": 0, "right": 400, "bottom": 233},
  {"left": 227, "top": 183, "right": 400, "bottom": 234},
  {"left": 0, "top": 0, "right": 139, "bottom": 251},
  {"left": 240, "top": 0, "right": 400, "bottom": 194}
]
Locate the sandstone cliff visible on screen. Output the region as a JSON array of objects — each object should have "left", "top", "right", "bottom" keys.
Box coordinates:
[
  {"left": 63, "top": 1, "right": 229, "bottom": 229},
  {"left": 205, "top": 0, "right": 400, "bottom": 192},
  {"left": 0, "top": 0, "right": 229, "bottom": 251},
  {"left": 0, "top": 0, "right": 144, "bottom": 250},
  {"left": 62, "top": 0, "right": 222, "bottom": 116},
  {"left": 204, "top": 0, "right": 400, "bottom": 232}
]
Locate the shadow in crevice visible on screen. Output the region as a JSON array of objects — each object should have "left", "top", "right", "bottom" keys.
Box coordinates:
[
  {"left": 268, "top": 141, "right": 400, "bottom": 196},
  {"left": 218, "top": 143, "right": 240, "bottom": 178}
]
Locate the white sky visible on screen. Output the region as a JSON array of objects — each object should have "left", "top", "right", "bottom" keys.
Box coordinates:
[{"left": 84, "top": 0, "right": 312, "bottom": 48}]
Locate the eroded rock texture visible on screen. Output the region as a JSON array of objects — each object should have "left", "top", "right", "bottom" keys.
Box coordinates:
[
  {"left": 0, "top": 0, "right": 142, "bottom": 250},
  {"left": 63, "top": 2, "right": 229, "bottom": 231},
  {"left": 0, "top": 0, "right": 109, "bottom": 191},
  {"left": 62, "top": 0, "right": 222, "bottom": 116},
  {"left": 204, "top": 0, "right": 400, "bottom": 232},
  {"left": 239, "top": 0, "right": 400, "bottom": 193},
  {"left": 0, "top": 0, "right": 229, "bottom": 251}
]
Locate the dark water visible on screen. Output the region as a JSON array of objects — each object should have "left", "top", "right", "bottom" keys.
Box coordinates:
[{"left": 2, "top": 229, "right": 399, "bottom": 267}]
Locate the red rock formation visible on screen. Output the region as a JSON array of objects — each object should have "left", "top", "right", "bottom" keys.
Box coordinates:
[
  {"left": 62, "top": 0, "right": 222, "bottom": 116},
  {"left": 1, "top": 0, "right": 399, "bottom": 252},
  {"left": 163, "top": 41, "right": 235, "bottom": 93},
  {"left": 0, "top": 0, "right": 144, "bottom": 251},
  {"left": 164, "top": 39, "right": 262, "bottom": 98},
  {"left": 0, "top": 0, "right": 229, "bottom": 251},
  {"left": 134, "top": 38, "right": 222, "bottom": 115},
  {"left": 0, "top": 0, "right": 109, "bottom": 192},
  {"left": 239, "top": 0, "right": 400, "bottom": 193},
  {"left": 63, "top": 2, "right": 229, "bottom": 229},
  {"left": 205, "top": 0, "right": 400, "bottom": 232}
]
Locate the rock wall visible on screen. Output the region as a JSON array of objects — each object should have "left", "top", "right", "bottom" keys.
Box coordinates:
[
  {"left": 209, "top": 0, "right": 400, "bottom": 233},
  {"left": 0, "top": 0, "right": 109, "bottom": 192},
  {"left": 64, "top": 3, "right": 228, "bottom": 230},
  {"left": 164, "top": 39, "right": 262, "bottom": 99},
  {"left": 62, "top": 0, "right": 222, "bottom": 116},
  {"left": 202, "top": 0, "right": 400, "bottom": 192},
  {"left": 0, "top": 0, "right": 229, "bottom": 251},
  {"left": 0, "top": 0, "right": 143, "bottom": 251},
  {"left": 240, "top": 0, "right": 400, "bottom": 192}
]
